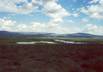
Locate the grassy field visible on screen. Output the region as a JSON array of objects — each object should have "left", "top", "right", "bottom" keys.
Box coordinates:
[
  {"left": 0, "top": 37, "right": 103, "bottom": 72},
  {"left": 0, "top": 37, "right": 103, "bottom": 45}
]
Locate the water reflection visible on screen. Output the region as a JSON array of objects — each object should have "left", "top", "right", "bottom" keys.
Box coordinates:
[
  {"left": 16, "top": 42, "right": 35, "bottom": 44},
  {"left": 16, "top": 41, "right": 56, "bottom": 44},
  {"left": 55, "top": 40, "right": 88, "bottom": 44},
  {"left": 16, "top": 40, "right": 92, "bottom": 45},
  {"left": 40, "top": 41, "right": 56, "bottom": 44}
]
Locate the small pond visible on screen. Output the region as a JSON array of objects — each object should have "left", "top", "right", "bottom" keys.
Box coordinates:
[
  {"left": 55, "top": 40, "right": 89, "bottom": 44},
  {"left": 16, "top": 42, "right": 35, "bottom": 44},
  {"left": 16, "top": 41, "right": 56, "bottom": 44}
]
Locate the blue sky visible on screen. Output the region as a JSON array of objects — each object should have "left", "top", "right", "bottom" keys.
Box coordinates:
[{"left": 0, "top": 0, "right": 103, "bottom": 35}]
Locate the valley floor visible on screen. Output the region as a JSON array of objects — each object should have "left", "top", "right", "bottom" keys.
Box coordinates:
[{"left": 0, "top": 44, "right": 103, "bottom": 72}]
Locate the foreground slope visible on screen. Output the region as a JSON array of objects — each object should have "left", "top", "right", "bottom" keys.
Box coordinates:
[{"left": 0, "top": 44, "right": 103, "bottom": 72}]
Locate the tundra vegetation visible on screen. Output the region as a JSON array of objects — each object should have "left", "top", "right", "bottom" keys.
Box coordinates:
[{"left": 0, "top": 37, "right": 103, "bottom": 72}]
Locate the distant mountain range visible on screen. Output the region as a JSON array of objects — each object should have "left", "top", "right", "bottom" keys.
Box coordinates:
[{"left": 0, "top": 31, "right": 103, "bottom": 38}]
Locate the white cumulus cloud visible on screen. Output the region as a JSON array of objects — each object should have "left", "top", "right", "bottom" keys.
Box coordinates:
[
  {"left": 82, "top": 24, "right": 103, "bottom": 35},
  {"left": 80, "top": 0, "right": 103, "bottom": 19},
  {"left": 42, "top": 1, "right": 70, "bottom": 23},
  {"left": 72, "top": 13, "right": 79, "bottom": 17},
  {"left": 89, "top": 0, "right": 99, "bottom": 4},
  {"left": 66, "top": 20, "right": 75, "bottom": 23},
  {"left": 0, "top": 18, "right": 103, "bottom": 35},
  {"left": 0, "top": 18, "right": 16, "bottom": 31},
  {"left": 82, "top": 18, "right": 88, "bottom": 22}
]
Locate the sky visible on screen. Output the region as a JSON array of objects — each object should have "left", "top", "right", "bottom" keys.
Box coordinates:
[{"left": 0, "top": 0, "right": 103, "bottom": 35}]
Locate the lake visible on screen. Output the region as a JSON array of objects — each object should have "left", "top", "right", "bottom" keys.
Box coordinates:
[{"left": 16, "top": 41, "right": 56, "bottom": 44}]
